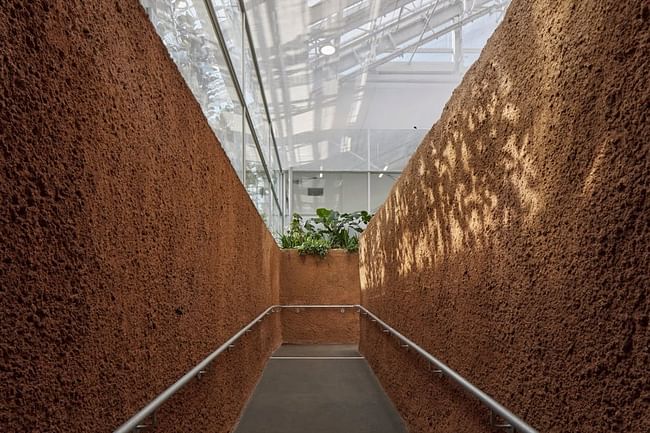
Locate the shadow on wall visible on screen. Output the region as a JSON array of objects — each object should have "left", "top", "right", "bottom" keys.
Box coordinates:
[
  {"left": 362, "top": 68, "right": 539, "bottom": 290},
  {"left": 360, "top": 49, "right": 553, "bottom": 299},
  {"left": 359, "top": 1, "right": 649, "bottom": 433},
  {"left": 360, "top": 1, "right": 644, "bottom": 291}
]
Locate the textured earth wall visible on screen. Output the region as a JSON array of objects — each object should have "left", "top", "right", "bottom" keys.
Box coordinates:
[
  {"left": 0, "top": 1, "right": 281, "bottom": 432},
  {"left": 359, "top": 1, "right": 649, "bottom": 432},
  {"left": 280, "top": 250, "right": 360, "bottom": 344}
]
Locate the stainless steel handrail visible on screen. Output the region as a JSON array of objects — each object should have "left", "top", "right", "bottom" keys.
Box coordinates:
[
  {"left": 357, "top": 305, "right": 538, "bottom": 433},
  {"left": 281, "top": 304, "right": 358, "bottom": 309},
  {"left": 114, "top": 305, "right": 279, "bottom": 433},
  {"left": 114, "top": 304, "right": 537, "bottom": 433}
]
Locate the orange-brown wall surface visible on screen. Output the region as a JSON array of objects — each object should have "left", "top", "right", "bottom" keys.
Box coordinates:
[
  {"left": 280, "top": 250, "right": 360, "bottom": 344},
  {"left": 0, "top": 1, "right": 281, "bottom": 432},
  {"left": 359, "top": 1, "right": 649, "bottom": 433}
]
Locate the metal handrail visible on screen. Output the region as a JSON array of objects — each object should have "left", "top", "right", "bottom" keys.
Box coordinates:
[
  {"left": 281, "top": 304, "right": 358, "bottom": 309},
  {"left": 357, "top": 305, "right": 538, "bottom": 433},
  {"left": 114, "top": 305, "right": 279, "bottom": 433},
  {"left": 114, "top": 304, "right": 537, "bottom": 433}
]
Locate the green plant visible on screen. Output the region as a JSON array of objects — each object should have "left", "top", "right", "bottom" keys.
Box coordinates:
[
  {"left": 278, "top": 208, "right": 372, "bottom": 256},
  {"left": 342, "top": 234, "right": 359, "bottom": 252},
  {"left": 279, "top": 214, "right": 306, "bottom": 248},
  {"left": 297, "top": 235, "right": 331, "bottom": 257},
  {"left": 313, "top": 208, "right": 371, "bottom": 252}
]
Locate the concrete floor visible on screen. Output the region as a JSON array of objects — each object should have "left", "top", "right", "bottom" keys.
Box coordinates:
[{"left": 234, "top": 344, "right": 408, "bottom": 433}]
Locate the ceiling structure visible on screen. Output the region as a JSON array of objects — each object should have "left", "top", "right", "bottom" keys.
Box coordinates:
[
  {"left": 139, "top": 0, "right": 511, "bottom": 224},
  {"left": 246, "top": 0, "right": 511, "bottom": 172}
]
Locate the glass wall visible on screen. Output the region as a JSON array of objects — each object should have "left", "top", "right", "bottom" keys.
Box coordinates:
[
  {"left": 286, "top": 128, "right": 427, "bottom": 172},
  {"left": 291, "top": 170, "right": 400, "bottom": 218},
  {"left": 141, "top": 0, "right": 284, "bottom": 236},
  {"left": 287, "top": 127, "right": 426, "bottom": 218},
  {"left": 244, "top": 123, "right": 271, "bottom": 223},
  {"left": 369, "top": 172, "right": 399, "bottom": 212}
]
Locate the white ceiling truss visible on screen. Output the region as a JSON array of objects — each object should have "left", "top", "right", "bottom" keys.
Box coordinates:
[{"left": 247, "top": 0, "right": 510, "bottom": 171}]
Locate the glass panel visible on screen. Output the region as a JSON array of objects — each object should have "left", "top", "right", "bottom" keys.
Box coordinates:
[
  {"left": 245, "top": 123, "right": 271, "bottom": 223},
  {"left": 284, "top": 170, "right": 291, "bottom": 224},
  {"left": 289, "top": 129, "right": 368, "bottom": 171},
  {"left": 210, "top": 0, "right": 244, "bottom": 85},
  {"left": 141, "top": 0, "right": 244, "bottom": 180},
  {"left": 291, "top": 171, "right": 368, "bottom": 218},
  {"left": 462, "top": 12, "right": 498, "bottom": 48},
  {"left": 243, "top": 36, "right": 270, "bottom": 163},
  {"left": 422, "top": 33, "right": 453, "bottom": 49},
  {"left": 272, "top": 202, "right": 282, "bottom": 236},
  {"left": 463, "top": 52, "right": 481, "bottom": 68},
  {"left": 409, "top": 52, "right": 453, "bottom": 63},
  {"left": 370, "top": 172, "right": 400, "bottom": 213},
  {"left": 267, "top": 126, "right": 282, "bottom": 209},
  {"left": 369, "top": 129, "right": 427, "bottom": 172},
  {"left": 141, "top": 0, "right": 287, "bottom": 239}
]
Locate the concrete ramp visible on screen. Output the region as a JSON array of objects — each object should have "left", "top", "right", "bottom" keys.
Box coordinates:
[{"left": 234, "top": 344, "right": 408, "bottom": 433}]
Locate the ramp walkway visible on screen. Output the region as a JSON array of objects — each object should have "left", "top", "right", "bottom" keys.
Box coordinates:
[
  {"left": 233, "top": 344, "right": 408, "bottom": 433},
  {"left": 114, "top": 306, "right": 537, "bottom": 433}
]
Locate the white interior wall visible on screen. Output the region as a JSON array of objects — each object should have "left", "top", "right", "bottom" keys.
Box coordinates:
[{"left": 359, "top": 80, "right": 459, "bottom": 130}]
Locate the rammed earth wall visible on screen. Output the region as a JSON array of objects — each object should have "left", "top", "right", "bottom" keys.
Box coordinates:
[
  {"left": 359, "top": 1, "right": 649, "bottom": 432},
  {"left": 280, "top": 250, "right": 360, "bottom": 344},
  {"left": 1, "top": 1, "right": 281, "bottom": 432}
]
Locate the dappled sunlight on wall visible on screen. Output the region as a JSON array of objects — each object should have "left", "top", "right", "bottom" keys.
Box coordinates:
[
  {"left": 359, "top": 1, "right": 649, "bottom": 433},
  {"left": 361, "top": 57, "right": 545, "bottom": 291}
]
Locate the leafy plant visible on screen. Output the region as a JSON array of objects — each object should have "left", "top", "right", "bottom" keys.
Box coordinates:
[
  {"left": 279, "top": 214, "right": 306, "bottom": 248},
  {"left": 342, "top": 234, "right": 359, "bottom": 252},
  {"left": 297, "top": 235, "right": 331, "bottom": 257},
  {"left": 278, "top": 208, "right": 372, "bottom": 256}
]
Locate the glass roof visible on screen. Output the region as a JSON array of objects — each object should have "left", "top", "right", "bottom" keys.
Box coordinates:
[
  {"left": 140, "top": 0, "right": 510, "bottom": 231},
  {"left": 247, "top": 0, "right": 511, "bottom": 171}
]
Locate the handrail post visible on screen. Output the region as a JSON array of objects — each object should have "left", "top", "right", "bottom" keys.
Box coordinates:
[
  {"left": 113, "top": 306, "right": 278, "bottom": 433},
  {"left": 356, "top": 305, "right": 538, "bottom": 433}
]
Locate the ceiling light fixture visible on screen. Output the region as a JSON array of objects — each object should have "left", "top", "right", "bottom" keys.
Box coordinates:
[{"left": 320, "top": 44, "right": 336, "bottom": 56}]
